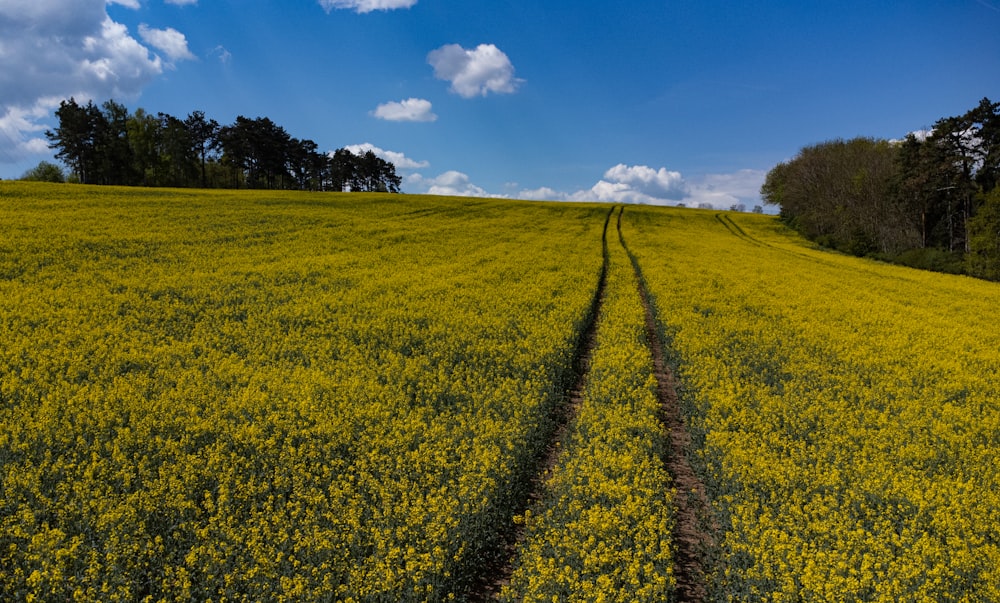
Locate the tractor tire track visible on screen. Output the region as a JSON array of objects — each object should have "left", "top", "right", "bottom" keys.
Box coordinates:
[
  {"left": 469, "top": 206, "right": 616, "bottom": 601},
  {"left": 618, "top": 207, "right": 714, "bottom": 603}
]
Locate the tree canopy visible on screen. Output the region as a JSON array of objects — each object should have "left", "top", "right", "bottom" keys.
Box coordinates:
[
  {"left": 761, "top": 137, "right": 909, "bottom": 255},
  {"left": 20, "top": 161, "right": 65, "bottom": 183},
  {"left": 762, "top": 98, "right": 1000, "bottom": 279},
  {"left": 45, "top": 98, "right": 401, "bottom": 193}
]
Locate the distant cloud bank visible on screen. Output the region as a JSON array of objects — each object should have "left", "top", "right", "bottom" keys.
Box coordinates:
[
  {"left": 404, "top": 161, "right": 767, "bottom": 209},
  {"left": 511, "top": 165, "right": 765, "bottom": 209}
]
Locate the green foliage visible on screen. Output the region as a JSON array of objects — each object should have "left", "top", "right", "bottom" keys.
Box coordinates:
[
  {"left": 19, "top": 161, "right": 65, "bottom": 183},
  {"left": 966, "top": 188, "right": 1000, "bottom": 280},
  {"left": 326, "top": 147, "right": 402, "bottom": 193},
  {"left": 44, "top": 97, "right": 402, "bottom": 192},
  {"left": 874, "top": 247, "right": 966, "bottom": 275},
  {"left": 762, "top": 138, "right": 911, "bottom": 256},
  {"left": 764, "top": 98, "right": 1000, "bottom": 276}
]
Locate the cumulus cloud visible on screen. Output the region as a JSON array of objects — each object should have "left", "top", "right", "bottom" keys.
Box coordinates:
[
  {"left": 516, "top": 186, "right": 566, "bottom": 201},
  {"left": 138, "top": 24, "right": 196, "bottom": 64},
  {"left": 0, "top": 0, "right": 197, "bottom": 163},
  {"left": 427, "top": 43, "right": 523, "bottom": 98},
  {"left": 0, "top": 104, "right": 54, "bottom": 163},
  {"left": 342, "top": 142, "right": 429, "bottom": 169},
  {"left": 372, "top": 98, "right": 437, "bottom": 122},
  {"left": 515, "top": 165, "right": 766, "bottom": 209},
  {"left": 0, "top": 4, "right": 161, "bottom": 109},
  {"left": 318, "top": 0, "right": 417, "bottom": 13},
  {"left": 407, "top": 171, "right": 502, "bottom": 197},
  {"left": 600, "top": 164, "right": 688, "bottom": 201},
  {"left": 398, "top": 159, "right": 764, "bottom": 207},
  {"left": 538, "top": 164, "right": 689, "bottom": 204}
]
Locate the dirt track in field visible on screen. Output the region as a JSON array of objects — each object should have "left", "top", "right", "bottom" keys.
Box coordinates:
[
  {"left": 619, "top": 207, "right": 714, "bottom": 603},
  {"left": 469, "top": 207, "right": 614, "bottom": 601},
  {"left": 474, "top": 206, "right": 713, "bottom": 601}
]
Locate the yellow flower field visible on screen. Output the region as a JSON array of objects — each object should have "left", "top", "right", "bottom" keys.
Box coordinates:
[
  {"left": 3, "top": 182, "right": 999, "bottom": 601},
  {"left": 500, "top": 208, "right": 675, "bottom": 602},
  {"left": 0, "top": 182, "right": 608, "bottom": 601},
  {"left": 623, "top": 207, "right": 1000, "bottom": 602}
]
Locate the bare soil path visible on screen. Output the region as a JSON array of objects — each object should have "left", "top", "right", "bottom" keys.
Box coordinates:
[
  {"left": 473, "top": 206, "right": 713, "bottom": 601},
  {"left": 468, "top": 207, "right": 615, "bottom": 601},
  {"left": 618, "top": 207, "right": 714, "bottom": 603}
]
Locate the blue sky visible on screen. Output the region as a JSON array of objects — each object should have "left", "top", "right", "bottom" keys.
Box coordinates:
[{"left": 2, "top": 0, "right": 999, "bottom": 206}]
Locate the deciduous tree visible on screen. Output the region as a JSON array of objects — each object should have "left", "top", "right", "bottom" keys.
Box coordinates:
[
  {"left": 762, "top": 138, "right": 910, "bottom": 255},
  {"left": 967, "top": 188, "right": 1000, "bottom": 280},
  {"left": 20, "top": 161, "right": 65, "bottom": 182},
  {"left": 185, "top": 110, "right": 220, "bottom": 188}
]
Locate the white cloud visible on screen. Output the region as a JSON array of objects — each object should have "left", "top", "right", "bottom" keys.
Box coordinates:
[
  {"left": 427, "top": 43, "right": 523, "bottom": 98},
  {"left": 318, "top": 0, "right": 417, "bottom": 13},
  {"left": 576, "top": 180, "right": 659, "bottom": 204},
  {"left": 166, "top": 0, "right": 199, "bottom": 5},
  {"left": 139, "top": 24, "right": 196, "bottom": 64},
  {"left": 372, "top": 98, "right": 437, "bottom": 122},
  {"left": 890, "top": 128, "right": 933, "bottom": 144},
  {"left": 406, "top": 171, "right": 509, "bottom": 198},
  {"left": 689, "top": 169, "right": 766, "bottom": 204},
  {"left": 210, "top": 45, "right": 232, "bottom": 64},
  {"left": 108, "top": 0, "right": 141, "bottom": 8},
  {"left": 395, "top": 158, "right": 765, "bottom": 208},
  {"left": 516, "top": 186, "right": 567, "bottom": 201},
  {"left": 0, "top": 0, "right": 173, "bottom": 163},
  {"left": 536, "top": 164, "right": 689, "bottom": 204},
  {"left": 0, "top": 7, "right": 161, "bottom": 109},
  {"left": 341, "top": 142, "right": 429, "bottom": 169},
  {"left": 0, "top": 104, "right": 55, "bottom": 163},
  {"left": 426, "top": 171, "right": 491, "bottom": 197},
  {"left": 600, "top": 164, "right": 688, "bottom": 200},
  {"left": 516, "top": 165, "right": 766, "bottom": 209}
]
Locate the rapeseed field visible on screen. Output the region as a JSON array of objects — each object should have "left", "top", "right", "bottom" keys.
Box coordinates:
[
  {"left": 2, "top": 182, "right": 998, "bottom": 601},
  {"left": 1, "top": 183, "right": 608, "bottom": 600},
  {"left": 625, "top": 207, "right": 1000, "bottom": 602},
  {"left": 501, "top": 208, "right": 675, "bottom": 602}
]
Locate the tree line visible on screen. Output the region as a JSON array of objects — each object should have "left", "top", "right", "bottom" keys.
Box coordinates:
[
  {"left": 762, "top": 97, "right": 1000, "bottom": 280},
  {"left": 41, "top": 98, "right": 401, "bottom": 192}
]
